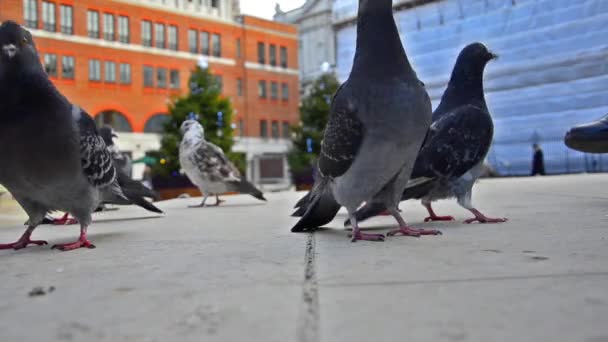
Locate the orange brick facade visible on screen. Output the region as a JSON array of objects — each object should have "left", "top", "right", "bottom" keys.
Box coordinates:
[{"left": 0, "top": 0, "right": 300, "bottom": 137}]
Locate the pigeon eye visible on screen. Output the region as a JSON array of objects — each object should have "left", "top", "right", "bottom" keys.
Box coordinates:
[{"left": 21, "top": 37, "right": 28, "bottom": 44}]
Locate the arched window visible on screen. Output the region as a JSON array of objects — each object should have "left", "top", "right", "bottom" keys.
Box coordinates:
[
  {"left": 144, "top": 113, "right": 170, "bottom": 134},
  {"left": 95, "top": 110, "right": 133, "bottom": 132}
]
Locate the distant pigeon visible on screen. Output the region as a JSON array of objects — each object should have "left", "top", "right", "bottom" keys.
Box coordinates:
[
  {"left": 349, "top": 43, "right": 508, "bottom": 225},
  {"left": 99, "top": 126, "right": 132, "bottom": 177},
  {"left": 564, "top": 114, "right": 608, "bottom": 153},
  {"left": 179, "top": 119, "right": 266, "bottom": 207},
  {"left": 291, "top": 0, "right": 441, "bottom": 241},
  {"left": 0, "top": 21, "right": 150, "bottom": 251}
]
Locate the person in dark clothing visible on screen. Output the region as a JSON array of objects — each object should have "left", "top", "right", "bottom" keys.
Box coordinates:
[{"left": 531, "top": 143, "right": 545, "bottom": 175}]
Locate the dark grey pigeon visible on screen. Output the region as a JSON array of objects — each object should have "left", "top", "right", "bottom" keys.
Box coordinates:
[
  {"left": 0, "top": 21, "right": 135, "bottom": 251},
  {"left": 349, "top": 43, "right": 508, "bottom": 225},
  {"left": 291, "top": 0, "right": 441, "bottom": 241}
]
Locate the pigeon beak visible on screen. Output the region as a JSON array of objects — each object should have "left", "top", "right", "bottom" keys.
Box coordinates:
[
  {"left": 489, "top": 51, "right": 499, "bottom": 60},
  {"left": 2, "top": 44, "right": 17, "bottom": 59},
  {"left": 112, "top": 133, "right": 118, "bottom": 138}
]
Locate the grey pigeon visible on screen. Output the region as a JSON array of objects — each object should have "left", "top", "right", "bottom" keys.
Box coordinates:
[
  {"left": 0, "top": 21, "right": 137, "bottom": 251},
  {"left": 99, "top": 126, "right": 133, "bottom": 177},
  {"left": 41, "top": 124, "right": 163, "bottom": 226},
  {"left": 349, "top": 43, "right": 508, "bottom": 225},
  {"left": 179, "top": 119, "right": 266, "bottom": 207},
  {"left": 291, "top": 0, "right": 441, "bottom": 241}
]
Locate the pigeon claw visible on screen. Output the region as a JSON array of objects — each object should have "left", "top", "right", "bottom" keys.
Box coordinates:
[
  {"left": 52, "top": 239, "right": 96, "bottom": 251},
  {"left": 0, "top": 239, "right": 48, "bottom": 250},
  {"left": 387, "top": 227, "right": 442, "bottom": 237},
  {"left": 424, "top": 215, "right": 455, "bottom": 222},
  {"left": 51, "top": 213, "right": 79, "bottom": 225},
  {"left": 464, "top": 217, "right": 508, "bottom": 224},
  {"left": 350, "top": 232, "right": 385, "bottom": 242}
]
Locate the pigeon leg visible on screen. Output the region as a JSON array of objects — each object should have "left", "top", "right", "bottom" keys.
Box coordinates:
[
  {"left": 0, "top": 226, "right": 48, "bottom": 250},
  {"left": 189, "top": 193, "right": 209, "bottom": 208},
  {"left": 348, "top": 212, "right": 385, "bottom": 242},
  {"left": 213, "top": 194, "right": 225, "bottom": 206},
  {"left": 387, "top": 208, "right": 442, "bottom": 237},
  {"left": 464, "top": 209, "right": 508, "bottom": 224},
  {"left": 423, "top": 202, "right": 454, "bottom": 222},
  {"left": 51, "top": 212, "right": 79, "bottom": 225},
  {"left": 52, "top": 224, "right": 95, "bottom": 251}
]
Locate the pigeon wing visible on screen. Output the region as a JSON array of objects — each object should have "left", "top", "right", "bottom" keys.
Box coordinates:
[
  {"left": 413, "top": 104, "right": 493, "bottom": 179},
  {"left": 192, "top": 140, "right": 241, "bottom": 183},
  {"left": 75, "top": 106, "right": 117, "bottom": 188},
  {"left": 318, "top": 83, "right": 364, "bottom": 178}
]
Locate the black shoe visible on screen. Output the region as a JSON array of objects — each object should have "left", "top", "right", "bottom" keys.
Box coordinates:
[{"left": 564, "top": 114, "right": 608, "bottom": 153}]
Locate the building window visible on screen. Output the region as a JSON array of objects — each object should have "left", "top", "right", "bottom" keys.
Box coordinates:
[
  {"left": 269, "top": 44, "right": 277, "bottom": 67},
  {"left": 238, "top": 119, "right": 244, "bottom": 137},
  {"left": 237, "top": 78, "right": 243, "bottom": 96},
  {"left": 89, "top": 59, "right": 101, "bottom": 81},
  {"left": 42, "top": 1, "right": 56, "bottom": 32},
  {"left": 270, "top": 82, "right": 279, "bottom": 100},
  {"left": 60, "top": 5, "right": 73, "bottom": 34},
  {"left": 280, "top": 46, "right": 288, "bottom": 68},
  {"left": 87, "top": 10, "right": 100, "bottom": 38},
  {"left": 260, "top": 120, "right": 268, "bottom": 138},
  {"left": 271, "top": 121, "right": 279, "bottom": 139},
  {"left": 215, "top": 75, "right": 223, "bottom": 91},
  {"left": 211, "top": 0, "right": 219, "bottom": 8},
  {"left": 168, "top": 25, "right": 178, "bottom": 51},
  {"left": 95, "top": 111, "right": 133, "bottom": 132},
  {"left": 282, "top": 122, "right": 290, "bottom": 139},
  {"left": 143, "top": 65, "right": 154, "bottom": 87},
  {"left": 170, "top": 69, "right": 180, "bottom": 89},
  {"left": 43, "top": 54, "right": 57, "bottom": 77},
  {"left": 104, "top": 61, "right": 116, "bottom": 83},
  {"left": 200, "top": 31, "right": 209, "bottom": 55},
  {"left": 236, "top": 38, "right": 241, "bottom": 58},
  {"left": 24, "top": 0, "right": 38, "bottom": 28},
  {"left": 120, "top": 63, "right": 131, "bottom": 84},
  {"left": 155, "top": 23, "right": 165, "bottom": 49},
  {"left": 257, "top": 42, "right": 265, "bottom": 64},
  {"left": 141, "top": 21, "right": 152, "bottom": 47},
  {"left": 157, "top": 68, "right": 167, "bottom": 88},
  {"left": 103, "top": 14, "right": 115, "bottom": 41},
  {"left": 281, "top": 83, "right": 289, "bottom": 101},
  {"left": 62, "top": 56, "right": 75, "bottom": 79},
  {"left": 258, "top": 80, "right": 267, "bottom": 98},
  {"left": 188, "top": 30, "right": 198, "bottom": 53},
  {"left": 212, "top": 33, "right": 221, "bottom": 57},
  {"left": 118, "top": 16, "right": 130, "bottom": 43},
  {"left": 144, "top": 114, "right": 170, "bottom": 133}
]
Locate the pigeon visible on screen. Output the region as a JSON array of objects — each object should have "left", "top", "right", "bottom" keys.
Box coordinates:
[
  {"left": 179, "top": 119, "right": 266, "bottom": 206},
  {"left": 291, "top": 0, "right": 441, "bottom": 241},
  {"left": 348, "top": 43, "right": 508, "bottom": 225},
  {"left": 42, "top": 123, "right": 163, "bottom": 226},
  {"left": 99, "top": 125, "right": 133, "bottom": 177},
  {"left": 0, "top": 21, "right": 143, "bottom": 251},
  {"left": 564, "top": 114, "right": 608, "bottom": 153}
]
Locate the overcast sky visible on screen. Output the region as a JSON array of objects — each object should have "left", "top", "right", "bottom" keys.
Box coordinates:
[{"left": 240, "top": 0, "right": 306, "bottom": 19}]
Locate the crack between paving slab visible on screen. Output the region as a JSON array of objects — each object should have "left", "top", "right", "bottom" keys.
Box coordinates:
[
  {"left": 297, "top": 233, "right": 320, "bottom": 342},
  {"left": 320, "top": 271, "right": 608, "bottom": 288}
]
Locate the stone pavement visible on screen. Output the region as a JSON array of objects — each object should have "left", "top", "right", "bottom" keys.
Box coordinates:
[{"left": 0, "top": 174, "right": 607, "bottom": 342}]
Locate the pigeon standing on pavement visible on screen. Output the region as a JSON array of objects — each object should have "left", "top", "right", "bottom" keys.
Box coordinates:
[
  {"left": 291, "top": 0, "right": 441, "bottom": 241},
  {"left": 43, "top": 125, "right": 163, "bottom": 226},
  {"left": 349, "top": 43, "right": 508, "bottom": 225},
  {"left": 179, "top": 119, "right": 266, "bottom": 207},
  {"left": 99, "top": 125, "right": 133, "bottom": 177},
  {"left": 0, "top": 21, "right": 141, "bottom": 251}
]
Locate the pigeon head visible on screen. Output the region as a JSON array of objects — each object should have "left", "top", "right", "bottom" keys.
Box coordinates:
[
  {"left": 460, "top": 43, "right": 498, "bottom": 65},
  {"left": 180, "top": 119, "right": 205, "bottom": 137},
  {"left": 0, "top": 21, "right": 40, "bottom": 75},
  {"left": 99, "top": 126, "right": 118, "bottom": 146}
]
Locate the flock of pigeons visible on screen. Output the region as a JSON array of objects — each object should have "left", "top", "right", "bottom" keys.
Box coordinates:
[{"left": 0, "top": 0, "right": 511, "bottom": 252}]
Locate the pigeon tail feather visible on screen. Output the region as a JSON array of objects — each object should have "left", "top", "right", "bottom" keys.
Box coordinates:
[{"left": 291, "top": 178, "right": 340, "bottom": 232}]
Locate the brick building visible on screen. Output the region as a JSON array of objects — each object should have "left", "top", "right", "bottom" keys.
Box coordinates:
[{"left": 0, "top": 0, "right": 300, "bottom": 188}]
